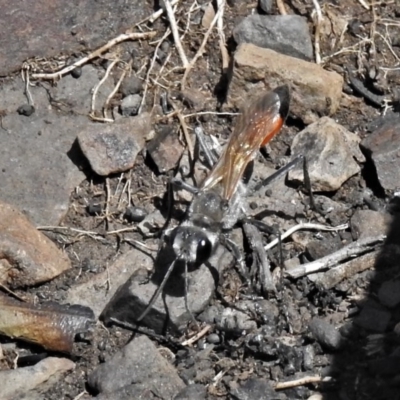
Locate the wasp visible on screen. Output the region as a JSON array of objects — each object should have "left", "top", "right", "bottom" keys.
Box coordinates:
[{"left": 136, "top": 85, "right": 292, "bottom": 323}]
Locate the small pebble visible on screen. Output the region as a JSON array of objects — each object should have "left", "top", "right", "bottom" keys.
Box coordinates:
[
  {"left": 87, "top": 203, "right": 102, "bottom": 216},
  {"left": 206, "top": 333, "right": 221, "bottom": 344},
  {"left": 17, "top": 104, "right": 35, "bottom": 117},
  {"left": 125, "top": 206, "right": 148, "bottom": 223},
  {"left": 71, "top": 67, "right": 82, "bottom": 79}
]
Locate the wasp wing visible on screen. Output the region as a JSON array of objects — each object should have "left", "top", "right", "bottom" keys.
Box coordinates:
[{"left": 201, "top": 85, "right": 290, "bottom": 200}]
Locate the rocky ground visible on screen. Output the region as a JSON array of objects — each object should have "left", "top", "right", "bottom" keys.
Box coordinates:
[{"left": 0, "top": 0, "right": 400, "bottom": 399}]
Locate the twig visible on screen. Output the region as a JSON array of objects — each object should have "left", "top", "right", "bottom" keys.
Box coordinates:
[
  {"left": 216, "top": 0, "right": 229, "bottom": 71},
  {"left": 286, "top": 234, "right": 385, "bottom": 279},
  {"left": 357, "top": 0, "right": 370, "bottom": 9},
  {"left": 181, "top": 3, "right": 223, "bottom": 89},
  {"left": 89, "top": 59, "right": 118, "bottom": 119},
  {"left": 30, "top": 31, "right": 156, "bottom": 80},
  {"left": 164, "top": 0, "right": 189, "bottom": 68},
  {"left": 181, "top": 325, "right": 212, "bottom": 346},
  {"left": 264, "top": 223, "right": 348, "bottom": 251},
  {"left": 169, "top": 99, "right": 194, "bottom": 159},
  {"left": 274, "top": 375, "right": 324, "bottom": 390},
  {"left": 311, "top": 0, "right": 323, "bottom": 64},
  {"left": 276, "top": 0, "right": 287, "bottom": 15}
]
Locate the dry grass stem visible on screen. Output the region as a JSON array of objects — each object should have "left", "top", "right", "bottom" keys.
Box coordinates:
[
  {"left": 311, "top": 0, "right": 323, "bottom": 64},
  {"left": 276, "top": 0, "right": 287, "bottom": 15},
  {"left": 275, "top": 375, "right": 323, "bottom": 390},
  {"left": 164, "top": 0, "right": 189, "bottom": 68},
  {"left": 357, "top": 0, "right": 370, "bottom": 9},
  {"left": 31, "top": 31, "right": 156, "bottom": 80}
]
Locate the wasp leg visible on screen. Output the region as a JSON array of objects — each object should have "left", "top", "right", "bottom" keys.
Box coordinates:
[
  {"left": 242, "top": 222, "right": 276, "bottom": 296},
  {"left": 194, "top": 125, "right": 219, "bottom": 168},
  {"left": 222, "top": 236, "right": 251, "bottom": 287},
  {"left": 170, "top": 177, "right": 199, "bottom": 194}
]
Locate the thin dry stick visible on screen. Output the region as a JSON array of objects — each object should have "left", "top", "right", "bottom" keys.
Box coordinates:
[
  {"left": 274, "top": 375, "right": 323, "bottom": 390},
  {"left": 31, "top": 31, "right": 156, "bottom": 80},
  {"left": 216, "top": 0, "right": 229, "bottom": 71},
  {"left": 276, "top": 0, "right": 287, "bottom": 15},
  {"left": 169, "top": 99, "right": 194, "bottom": 158},
  {"left": 357, "top": 0, "right": 370, "bottom": 9},
  {"left": 181, "top": 3, "right": 223, "bottom": 89},
  {"left": 286, "top": 234, "right": 385, "bottom": 279},
  {"left": 264, "top": 223, "right": 348, "bottom": 251},
  {"left": 164, "top": 0, "right": 189, "bottom": 68},
  {"left": 311, "top": 0, "right": 323, "bottom": 64},
  {"left": 181, "top": 325, "right": 212, "bottom": 346},
  {"left": 103, "top": 60, "right": 132, "bottom": 120},
  {"left": 89, "top": 59, "right": 118, "bottom": 119}
]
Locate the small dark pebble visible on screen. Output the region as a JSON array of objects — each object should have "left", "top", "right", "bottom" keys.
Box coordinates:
[
  {"left": 17, "top": 104, "right": 35, "bottom": 116},
  {"left": 87, "top": 203, "right": 102, "bottom": 216},
  {"left": 125, "top": 206, "right": 148, "bottom": 223},
  {"left": 258, "top": 0, "right": 273, "bottom": 14},
  {"left": 71, "top": 67, "right": 82, "bottom": 79}
]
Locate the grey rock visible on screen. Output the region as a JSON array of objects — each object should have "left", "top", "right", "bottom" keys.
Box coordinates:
[
  {"left": 259, "top": 0, "right": 273, "bottom": 14},
  {"left": 120, "top": 75, "right": 143, "bottom": 97},
  {"left": 137, "top": 210, "right": 166, "bottom": 237},
  {"left": 309, "top": 318, "right": 343, "bottom": 351},
  {"left": 0, "top": 0, "right": 150, "bottom": 76},
  {"left": 0, "top": 357, "right": 75, "bottom": 400},
  {"left": 0, "top": 79, "right": 86, "bottom": 226},
  {"left": 217, "top": 307, "right": 257, "bottom": 333},
  {"left": 120, "top": 94, "right": 142, "bottom": 116},
  {"left": 88, "top": 335, "right": 185, "bottom": 398},
  {"left": 147, "top": 126, "right": 185, "bottom": 173},
  {"left": 228, "top": 44, "right": 343, "bottom": 124},
  {"left": 78, "top": 113, "right": 150, "bottom": 176},
  {"left": 0, "top": 201, "right": 71, "bottom": 288},
  {"left": 355, "top": 303, "right": 391, "bottom": 332},
  {"left": 233, "top": 15, "right": 313, "bottom": 60},
  {"left": 65, "top": 248, "right": 153, "bottom": 319},
  {"left": 174, "top": 384, "right": 207, "bottom": 400},
  {"left": 378, "top": 280, "right": 400, "bottom": 308},
  {"left": 101, "top": 246, "right": 232, "bottom": 334},
  {"left": 288, "top": 117, "right": 365, "bottom": 191},
  {"left": 230, "top": 378, "right": 282, "bottom": 400},
  {"left": 351, "top": 209, "right": 391, "bottom": 240},
  {"left": 303, "top": 344, "right": 315, "bottom": 371},
  {"left": 361, "top": 117, "right": 400, "bottom": 192},
  {"left": 124, "top": 206, "right": 148, "bottom": 223}
]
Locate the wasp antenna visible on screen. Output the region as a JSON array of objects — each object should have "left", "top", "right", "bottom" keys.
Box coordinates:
[{"left": 273, "top": 85, "right": 290, "bottom": 120}]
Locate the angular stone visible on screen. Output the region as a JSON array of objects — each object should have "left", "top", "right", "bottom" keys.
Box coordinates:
[
  {"left": 0, "top": 79, "right": 86, "bottom": 226},
  {"left": 361, "top": 118, "right": 400, "bottom": 192},
  {"left": 0, "top": 202, "right": 71, "bottom": 288},
  {"left": 78, "top": 113, "right": 150, "bottom": 176},
  {"left": 0, "top": 357, "right": 75, "bottom": 400},
  {"left": 88, "top": 335, "right": 185, "bottom": 397},
  {"left": 228, "top": 44, "right": 343, "bottom": 124},
  {"left": 351, "top": 209, "right": 391, "bottom": 240},
  {"left": 101, "top": 246, "right": 231, "bottom": 334},
  {"left": 0, "top": 0, "right": 150, "bottom": 76},
  {"left": 147, "top": 126, "right": 185, "bottom": 173},
  {"left": 309, "top": 318, "right": 343, "bottom": 350},
  {"left": 65, "top": 248, "right": 153, "bottom": 319},
  {"left": 288, "top": 117, "right": 365, "bottom": 191},
  {"left": 233, "top": 15, "right": 313, "bottom": 60}
]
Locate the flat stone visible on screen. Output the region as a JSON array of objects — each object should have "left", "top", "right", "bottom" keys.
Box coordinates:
[
  {"left": 355, "top": 303, "right": 391, "bottom": 332},
  {"left": 378, "top": 280, "right": 400, "bottom": 308},
  {"left": 88, "top": 335, "right": 185, "bottom": 398},
  {"left": 228, "top": 44, "right": 343, "bottom": 124},
  {"left": 0, "top": 202, "right": 71, "bottom": 288},
  {"left": 309, "top": 318, "right": 343, "bottom": 351},
  {"left": 233, "top": 15, "right": 313, "bottom": 60},
  {"left": 361, "top": 117, "right": 400, "bottom": 192},
  {"left": 120, "top": 94, "right": 142, "bottom": 116},
  {"left": 288, "top": 117, "right": 365, "bottom": 191},
  {"left": 351, "top": 209, "right": 391, "bottom": 240},
  {"left": 77, "top": 113, "right": 150, "bottom": 176},
  {"left": 0, "top": 357, "right": 75, "bottom": 400},
  {"left": 0, "top": 0, "right": 150, "bottom": 76},
  {"left": 0, "top": 78, "right": 87, "bottom": 225},
  {"left": 147, "top": 126, "right": 185, "bottom": 173},
  {"left": 101, "top": 246, "right": 231, "bottom": 334},
  {"left": 65, "top": 248, "right": 153, "bottom": 319}
]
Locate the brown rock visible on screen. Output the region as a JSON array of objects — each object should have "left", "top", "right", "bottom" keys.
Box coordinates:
[
  {"left": 288, "top": 117, "right": 365, "bottom": 191},
  {"left": 78, "top": 113, "right": 151, "bottom": 176},
  {"left": 228, "top": 43, "right": 343, "bottom": 124},
  {"left": 0, "top": 202, "right": 71, "bottom": 288}
]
